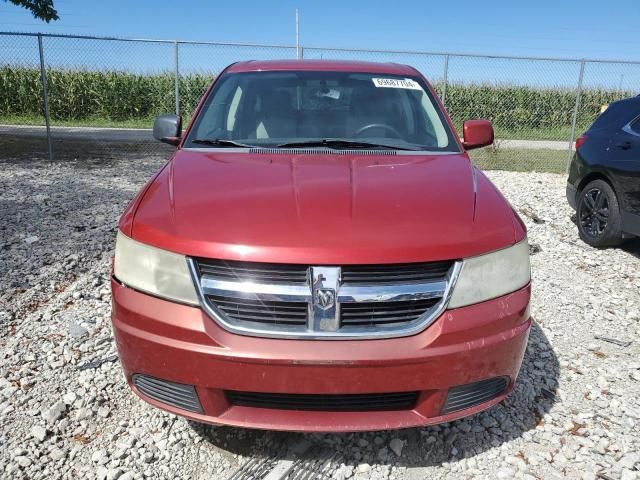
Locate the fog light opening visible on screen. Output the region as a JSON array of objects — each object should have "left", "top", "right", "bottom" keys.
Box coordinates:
[
  {"left": 132, "top": 374, "right": 203, "bottom": 414},
  {"left": 441, "top": 376, "right": 509, "bottom": 414}
]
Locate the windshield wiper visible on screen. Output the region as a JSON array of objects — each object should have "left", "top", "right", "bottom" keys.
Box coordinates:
[
  {"left": 191, "top": 138, "right": 254, "bottom": 148},
  {"left": 276, "top": 139, "right": 417, "bottom": 151}
]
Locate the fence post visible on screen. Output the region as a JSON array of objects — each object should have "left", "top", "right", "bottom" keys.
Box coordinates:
[
  {"left": 37, "top": 34, "right": 53, "bottom": 161},
  {"left": 441, "top": 54, "right": 450, "bottom": 107},
  {"left": 295, "top": 9, "right": 301, "bottom": 59},
  {"left": 567, "top": 59, "right": 585, "bottom": 170},
  {"left": 174, "top": 41, "right": 180, "bottom": 115}
]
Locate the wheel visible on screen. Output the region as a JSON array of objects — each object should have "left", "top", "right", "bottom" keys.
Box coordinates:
[{"left": 576, "top": 179, "right": 623, "bottom": 247}]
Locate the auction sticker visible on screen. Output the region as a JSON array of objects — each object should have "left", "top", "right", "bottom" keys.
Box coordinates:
[{"left": 372, "top": 78, "right": 422, "bottom": 90}]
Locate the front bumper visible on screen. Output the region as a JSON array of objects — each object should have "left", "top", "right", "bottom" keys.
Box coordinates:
[{"left": 111, "top": 279, "right": 531, "bottom": 432}]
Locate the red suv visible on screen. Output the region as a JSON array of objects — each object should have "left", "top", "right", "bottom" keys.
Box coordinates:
[{"left": 111, "top": 60, "right": 531, "bottom": 432}]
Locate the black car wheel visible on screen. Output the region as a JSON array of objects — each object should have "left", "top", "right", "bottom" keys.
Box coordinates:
[{"left": 577, "top": 179, "right": 623, "bottom": 247}]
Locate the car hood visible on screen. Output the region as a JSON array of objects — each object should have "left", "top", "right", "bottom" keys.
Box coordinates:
[{"left": 129, "top": 150, "right": 519, "bottom": 264}]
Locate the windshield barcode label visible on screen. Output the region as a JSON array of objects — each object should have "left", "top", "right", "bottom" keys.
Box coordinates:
[{"left": 372, "top": 78, "right": 422, "bottom": 90}]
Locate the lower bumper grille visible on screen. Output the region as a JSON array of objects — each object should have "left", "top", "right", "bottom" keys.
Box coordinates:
[
  {"left": 227, "top": 391, "right": 419, "bottom": 411},
  {"left": 441, "top": 377, "right": 509, "bottom": 414},
  {"left": 133, "top": 374, "right": 203, "bottom": 413}
]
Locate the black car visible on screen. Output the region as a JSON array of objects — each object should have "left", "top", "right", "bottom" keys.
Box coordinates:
[{"left": 567, "top": 95, "right": 640, "bottom": 247}]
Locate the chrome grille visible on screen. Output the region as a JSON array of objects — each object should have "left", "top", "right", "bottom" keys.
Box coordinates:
[
  {"left": 196, "top": 258, "right": 307, "bottom": 284},
  {"left": 340, "top": 298, "right": 440, "bottom": 326},
  {"left": 341, "top": 262, "right": 452, "bottom": 285},
  {"left": 207, "top": 295, "right": 308, "bottom": 326},
  {"left": 189, "top": 258, "right": 460, "bottom": 339}
]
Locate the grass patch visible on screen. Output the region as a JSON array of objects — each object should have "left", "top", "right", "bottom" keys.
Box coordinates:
[
  {"left": 1, "top": 112, "right": 584, "bottom": 144},
  {"left": 495, "top": 126, "right": 578, "bottom": 142},
  {"left": 0, "top": 114, "right": 155, "bottom": 129},
  {"left": 1, "top": 114, "right": 581, "bottom": 144},
  {"left": 470, "top": 148, "right": 568, "bottom": 174}
]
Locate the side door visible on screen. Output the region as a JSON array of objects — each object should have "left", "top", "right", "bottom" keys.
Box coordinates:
[{"left": 610, "top": 113, "right": 640, "bottom": 233}]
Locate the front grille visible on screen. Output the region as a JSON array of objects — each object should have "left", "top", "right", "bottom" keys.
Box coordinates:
[
  {"left": 340, "top": 298, "right": 440, "bottom": 326},
  {"left": 196, "top": 258, "right": 308, "bottom": 284},
  {"left": 227, "top": 390, "right": 418, "bottom": 411},
  {"left": 191, "top": 257, "right": 458, "bottom": 339},
  {"left": 207, "top": 294, "right": 308, "bottom": 326},
  {"left": 133, "top": 374, "right": 202, "bottom": 413},
  {"left": 341, "top": 261, "right": 453, "bottom": 285},
  {"left": 441, "top": 377, "right": 509, "bottom": 414}
]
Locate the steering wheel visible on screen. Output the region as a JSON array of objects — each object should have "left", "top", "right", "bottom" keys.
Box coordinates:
[{"left": 354, "top": 123, "right": 402, "bottom": 138}]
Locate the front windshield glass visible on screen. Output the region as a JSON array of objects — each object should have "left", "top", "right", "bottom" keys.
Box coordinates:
[{"left": 185, "top": 70, "right": 459, "bottom": 151}]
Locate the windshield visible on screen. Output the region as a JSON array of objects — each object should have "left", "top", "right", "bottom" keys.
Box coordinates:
[{"left": 185, "top": 71, "right": 459, "bottom": 152}]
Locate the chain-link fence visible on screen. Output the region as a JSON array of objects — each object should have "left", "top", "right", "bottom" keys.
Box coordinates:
[{"left": 1, "top": 32, "right": 639, "bottom": 171}]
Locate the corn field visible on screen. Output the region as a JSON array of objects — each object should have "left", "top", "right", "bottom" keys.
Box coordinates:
[
  {"left": 445, "top": 83, "right": 631, "bottom": 136},
  {"left": 0, "top": 65, "right": 631, "bottom": 138},
  {"left": 0, "top": 66, "right": 210, "bottom": 123}
]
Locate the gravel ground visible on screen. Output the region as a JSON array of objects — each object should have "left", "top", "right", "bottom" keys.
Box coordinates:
[{"left": 1, "top": 156, "right": 639, "bottom": 480}]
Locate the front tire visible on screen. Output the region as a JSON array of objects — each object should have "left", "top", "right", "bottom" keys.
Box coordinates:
[{"left": 577, "top": 179, "right": 623, "bottom": 247}]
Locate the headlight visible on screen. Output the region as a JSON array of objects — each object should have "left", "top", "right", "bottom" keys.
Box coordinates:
[
  {"left": 114, "top": 231, "right": 199, "bottom": 305},
  {"left": 448, "top": 239, "right": 530, "bottom": 309}
]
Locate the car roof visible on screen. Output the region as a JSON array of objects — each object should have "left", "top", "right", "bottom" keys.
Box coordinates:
[
  {"left": 609, "top": 95, "right": 640, "bottom": 110},
  {"left": 225, "top": 59, "right": 419, "bottom": 76},
  {"left": 590, "top": 95, "right": 640, "bottom": 131}
]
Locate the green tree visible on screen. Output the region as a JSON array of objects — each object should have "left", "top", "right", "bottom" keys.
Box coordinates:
[{"left": 4, "top": 0, "right": 58, "bottom": 22}]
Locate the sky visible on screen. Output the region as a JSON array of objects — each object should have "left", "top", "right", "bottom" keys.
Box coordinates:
[
  {"left": 0, "top": 0, "right": 638, "bottom": 61},
  {"left": 0, "top": 0, "right": 639, "bottom": 90}
]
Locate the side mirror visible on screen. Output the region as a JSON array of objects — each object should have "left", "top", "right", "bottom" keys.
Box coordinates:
[
  {"left": 153, "top": 114, "right": 182, "bottom": 146},
  {"left": 462, "top": 119, "right": 494, "bottom": 150}
]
